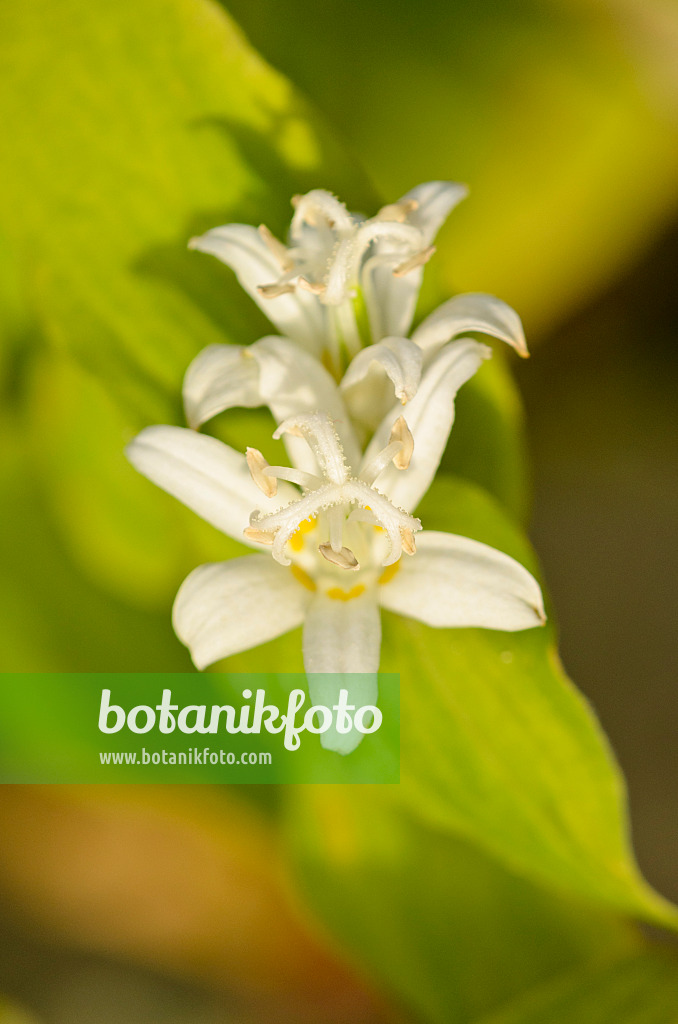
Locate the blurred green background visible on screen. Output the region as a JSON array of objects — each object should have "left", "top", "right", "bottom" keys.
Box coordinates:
[{"left": 0, "top": 0, "right": 677, "bottom": 1020}]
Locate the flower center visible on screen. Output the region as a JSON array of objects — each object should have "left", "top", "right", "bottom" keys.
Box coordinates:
[
  {"left": 243, "top": 412, "right": 420, "bottom": 597},
  {"left": 254, "top": 190, "right": 437, "bottom": 374}
]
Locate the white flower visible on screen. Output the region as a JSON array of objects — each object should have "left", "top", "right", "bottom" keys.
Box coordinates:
[
  {"left": 126, "top": 356, "right": 545, "bottom": 752},
  {"left": 189, "top": 181, "right": 469, "bottom": 372},
  {"left": 186, "top": 182, "right": 529, "bottom": 439}
]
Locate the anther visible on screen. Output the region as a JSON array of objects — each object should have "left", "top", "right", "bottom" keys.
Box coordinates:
[
  {"left": 393, "top": 245, "right": 436, "bottom": 277},
  {"left": 258, "top": 224, "right": 293, "bottom": 270},
  {"left": 319, "top": 543, "right": 360, "bottom": 571},
  {"left": 389, "top": 416, "right": 414, "bottom": 470},
  {"left": 376, "top": 198, "right": 419, "bottom": 222},
  {"left": 297, "top": 277, "right": 326, "bottom": 295},
  {"left": 243, "top": 527, "right": 275, "bottom": 546},
  {"left": 400, "top": 528, "right": 417, "bottom": 555},
  {"left": 246, "top": 447, "right": 278, "bottom": 498},
  {"left": 257, "top": 281, "right": 297, "bottom": 298}
]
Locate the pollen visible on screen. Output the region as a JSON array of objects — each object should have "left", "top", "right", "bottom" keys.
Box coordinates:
[
  {"left": 326, "top": 584, "right": 366, "bottom": 602},
  {"left": 378, "top": 561, "right": 401, "bottom": 585},
  {"left": 290, "top": 565, "right": 317, "bottom": 592}
]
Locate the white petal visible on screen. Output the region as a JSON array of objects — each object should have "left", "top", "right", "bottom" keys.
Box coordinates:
[
  {"left": 413, "top": 293, "right": 528, "bottom": 358},
  {"left": 173, "top": 557, "right": 308, "bottom": 669},
  {"left": 307, "top": 672, "right": 379, "bottom": 756},
  {"left": 125, "top": 426, "right": 298, "bottom": 544},
  {"left": 379, "top": 530, "right": 546, "bottom": 631},
  {"left": 400, "top": 180, "right": 469, "bottom": 243},
  {"left": 183, "top": 344, "right": 259, "bottom": 429},
  {"left": 181, "top": 336, "right": 362, "bottom": 472},
  {"left": 254, "top": 338, "right": 362, "bottom": 473},
  {"left": 362, "top": 257, "right": 424, "bottom": 341},
  {"left": 361, "top": 183, "right": 467, "bottom": 340},
  {"left": 340, "top": 337, "right": 423, "bottom": 415},
  {"left": 303, "top": 592, "right": 381, "bottom": 673},
  {"left": 189, "top": 223, "right": 325, "bottom": 351},
  {"left": 303, "top": 594, "right": 381, "bottom": 752},
  {"left": 362, "top": 340, "right": 491, "bottom": 512}
]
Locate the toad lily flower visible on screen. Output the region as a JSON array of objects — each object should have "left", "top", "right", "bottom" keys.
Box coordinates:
[
  {"left": 126, "top": 397, "right": 545, "bottom": 752},
  {"left": 189, "top": 181, "right": 468, "bottom": 373},
  {"left": 185, "top": 184, "right": 528, "bottom": 439}
]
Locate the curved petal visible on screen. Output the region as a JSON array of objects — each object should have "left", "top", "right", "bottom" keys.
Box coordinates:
[
  {"left": 361, "top": 340, "right": 491, "bottom": 512},
  {"left": 125, "top": 425, "right": 298, "bottom": 544},
  {"left": 303, "top": 592, "right": 381, "bottom": 753},
  {"left": 340, "top": 336, "right": 423, "bottom": 404},
  {"left": 173, "top": 556, "right": 308, "bottom": 669},
  {"left": 181, "top": 337, "right": 362, "bottom": 472},
  {"left": 379, "top": 530, "right": 545, "bottom": 631},
  {"left": 340, "top": 336, "right": 423, "bottom": 432},
  {"left": 400, "top": 180, "right": 469, "bottom": 244},
  {"left": 189, "top": 223, "right": 325, "bottom": 351},
  {"left": 183, "top": 344, "right": 258, "bottom": 429},
  {"left": 413, "top": 292, "right": 528, "bottom": 358},
  {"left": 360, "top": 183, "right": 467, "bottom": 341}
]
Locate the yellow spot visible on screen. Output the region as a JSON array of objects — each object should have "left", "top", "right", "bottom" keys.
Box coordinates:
[
  {"left": 378, "top": 561, "right": 401, "bottom": 585},
  {"left": 290, "top": 565, "right": 316, "bottom": 592},
  {"left": 326, "top": 584, "right": 366, "bottom": 602},
  {"left": 289, "top": 517, "right": 316, "bottom": 551}
]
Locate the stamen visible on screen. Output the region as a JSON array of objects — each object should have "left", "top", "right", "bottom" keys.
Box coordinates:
[
  {"left": 243, "top": 526, "right": 275, "bottom": 546},
  {"left": 246, "top": 448, "right": 277, "bottom": 497},
  {"left": 257, "top": 281, "right": 297, "bottom": 298},
  {"left": 327, "top": 506, "right": 345, "bottom": 554},
  {"left": 393, "top": 245, "right": 436, "bottom": 277},
  {"left": 265, "top": 466, "right": 322, "bottom": 490},
  {"left": 389, "top": 416, "right": 414, "bottom": 470},
  {"left": 375, "top": 198, "right": 419, "bottom": 222},
  {"left": 258, "top": 224, "right": 293, "bottom": 271},
  {"left": 297, "top": 277, "right": 326, "bottom": 295},
  {"left": 359, "top": 441, "right": 404, "bottom": 486},
  {"left": 319, "top": 543, "right": 360, "bottom": 571},
  {"left": 400, "top": 527, "right": 417, "bottom": 555}
]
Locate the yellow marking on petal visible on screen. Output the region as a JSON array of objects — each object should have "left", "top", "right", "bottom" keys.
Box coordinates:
[
  {"left": 290, "top": 565, "right": 316, "bottom": 592},
  {"left": 378, "top": 561, "right": 401, "bottom": 585},
  {"left": 289, "top": 516, "right": 317, "bottom": 551},
  {"left": 326, "top": 584, "right": 366, "bottom": 602}
]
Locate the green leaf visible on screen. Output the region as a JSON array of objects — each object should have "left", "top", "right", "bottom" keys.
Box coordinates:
[
  {"left": 285, "top": 786, "right": 641, "bottom": 1024},
  {"left": 0, "top": 0, "right": 376, "bottom": 615},
  {"left": 440, "top": 351, "right": 529, "bottom": 520},
  {"left": 474, "top": 951, "right": 678, "bottom": 1024},
  {"left": 379, "top": 475, "right": 675, "bottom": 927},
  {"left": 0, "top": 0, "right": 375, "bottom": 414}
]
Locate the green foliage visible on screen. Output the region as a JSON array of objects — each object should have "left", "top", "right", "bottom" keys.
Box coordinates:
[
  {"left": 382, "top": 477, "right": 675, "bottom": 923},
  {"left": 286, "top": 787, "right": 641, "bottom": 1024},
  {"left": 1, "top": 0, "right": 677, "bottom": 1020},
  {"left": 475, "top": 951, "right": 678, "bottom": 1024},
  {"left": 0, "top": 0, "right": 372, "bottom": 623}
]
